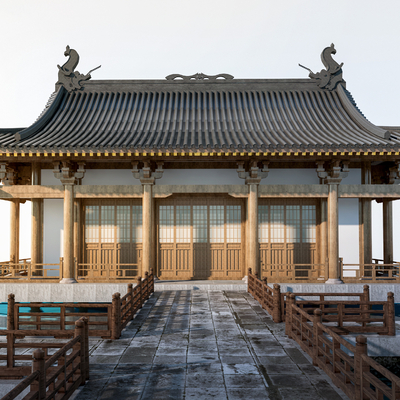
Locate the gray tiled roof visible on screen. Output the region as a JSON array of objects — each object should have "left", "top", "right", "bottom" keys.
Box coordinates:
[{"left": 1, "top": 79, "right": 399, "bottom": 152}]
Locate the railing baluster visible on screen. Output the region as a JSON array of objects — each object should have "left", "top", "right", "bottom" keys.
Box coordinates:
[
  {"left": 387, "top": 292, "right": 395, "bottom": 336},
  {"left": 313, "top": 309, "right": 322, "bottom": 366},
  {"left": 273, "top": 284, "right": 281, "bottom": 323},
  {"left": 355, "top": 336, "right": 367, "bottom": 400},
  {"left": 31, "top": 349, "right": 45, "bottom": 400}
]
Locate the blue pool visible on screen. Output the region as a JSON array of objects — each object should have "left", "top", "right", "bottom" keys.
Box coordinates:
[{"left": 0, "top": 303, "right": 109, "bottom": 329}]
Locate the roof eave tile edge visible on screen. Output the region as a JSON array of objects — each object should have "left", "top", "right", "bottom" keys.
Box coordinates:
[
  {"left": 1, "top": 149, "right": 400, "bottom": 158},
  {"left": 14, "top": 87, "right": 66, "bottom": 143},
  {"left": 337, "top": 84, "right": 391, "bottom": 140}
]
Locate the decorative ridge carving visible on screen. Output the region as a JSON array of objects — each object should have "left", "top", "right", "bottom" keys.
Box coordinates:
[
  {"left": 299, "top": 43, "right": 344, "bottom": 90},
  {"left": 165, "top": 73, "right": 234, "bottom": 81},
  {"left": 56, "top": 46, "right": 101, "bottom": 92}
]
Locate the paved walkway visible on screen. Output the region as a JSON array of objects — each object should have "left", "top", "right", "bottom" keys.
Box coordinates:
[{"left": 71, "top": 290, "right": 348, "bottom": 400}]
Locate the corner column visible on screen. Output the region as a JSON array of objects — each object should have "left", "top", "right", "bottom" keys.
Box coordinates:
[
  {"left": 61, "top": 183, "right": 76, "bottom": 283},
  {"left": 383, "top": 200, "right": 393, "bottom": 264},
  {"left": 319, "top": 198, "right": 328, "bottom": 276},
  {"left": 359, "top": 162, "right": 372, "bottom": 267},
  {"left": 142, "top": 183, "right": 153, "bottom": 275},
  {"left": 9, "top": 200, "right": 20, "bottom": 264},
  {"left": 318, "top": 161, "right": 348, "bottom": 284},
  {"left": 73, "top": 199, "right": 81, "bottom": 267},
  {"left": 237, "top": 161, "right": 268, "bottom": 278},
  {"left": 326, "top": 183, "right": 342, "bottom": 283},
  {"left": 248, "top": 183, "right": 259, "bottom": 275},
  {"left": 31, "top": 163, "right": 43, "bottom": 268},
  {"left": 53, "top": 161, "right": 85, "bottom": 284},
  {"left": 133, "top": 161, "right": 164, "bottom": 277}
]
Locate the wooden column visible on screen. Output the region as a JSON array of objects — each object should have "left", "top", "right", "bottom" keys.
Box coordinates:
[
  {"left": 326, "top": 183, "right": 342, "bottom": 284},
  {"left": 383, "top": 200, "right": 393, "bottom": 264},
  {"left": 359, "top": 162, "right": 372, "bottom": 267},
  {"left": 142, "top": 183, "right": 152, "bottom": 276},
  {"left": 247, "top": 183, "right": 258, "bottom": 275},
  {"left": 60, "top": 183, "right": 76, "bottom": 283},
  {"left": 9, "top": 200, "right": 20, "bottom": 264},
  {"left": 31, "top": 163, "right": 42, "bottom": 267},
  {"left": 73, "top": 199, "right": 81, "bottom": 267},
  {"left": 320, "top": 198, "right": 328, "bottom": 271}
]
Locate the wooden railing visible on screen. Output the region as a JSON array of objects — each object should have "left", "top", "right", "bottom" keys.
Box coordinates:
[
  {"left": 343, "top": 262, "right": 400, "bottom": 283},
  {"left": 0, "top": 317, "right": 89, "bottom": 400},
  {"left": 0, "top": 258, "right": 31, "bottom": 265},
  {"left": 248, "top": 269, "right": 281, "bottom": 322},
  {"left": 0, "top": 259, "right": 62, "bottom": 281},
  {"left": 248, "top": 269, "right": 395, "bottom": 335},
  {"left": 7, "top": 270, "right": 154, "bottom": 340},
  {"left": 0, "top": 259, "right": 143, "bottom": 282},
  {"left": 112, "top": 270, "right": 154, "bottom": 339},
  {"left": 77, "top": 262, "right": 141, "bottom": 281},
  {"left": 286, "top": 302, "right": 400, "bottom": 400},
  {"left": 372, "top": 258, "right": 400, "bottom": 264},
  {"left": 261, "top": 262, "right": 326, "bottom": 282},
  {"left": 279, "top": 287, "right": 368, "bottom": 323}
]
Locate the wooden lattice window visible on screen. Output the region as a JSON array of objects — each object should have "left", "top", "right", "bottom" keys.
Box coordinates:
[
  {"left": 258, "top": 203, "right": 316, "bottom": 244},
  {"left": 84, "top": 202, "right": 142, "bottom": 244}
]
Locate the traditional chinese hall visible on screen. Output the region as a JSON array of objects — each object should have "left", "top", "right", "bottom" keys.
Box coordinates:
[{"left": 0, "top": 44, "right": 399, "bottom": 284}]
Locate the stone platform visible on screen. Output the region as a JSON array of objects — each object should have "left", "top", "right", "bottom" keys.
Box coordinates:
[{"left": 0, "top": 280, "right": 399, "bottom": 303}]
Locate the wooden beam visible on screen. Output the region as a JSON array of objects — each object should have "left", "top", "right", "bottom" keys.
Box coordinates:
[{"left": 1, "top": 183, "right": 399, "bottom": 200}]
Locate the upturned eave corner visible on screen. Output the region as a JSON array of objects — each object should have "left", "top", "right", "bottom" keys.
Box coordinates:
[
  {"left": 336, "top": 84, "right": 391, "bottom": 141},
  {"left": 14, "top": 86, "right": 65, "bottom": 143}
]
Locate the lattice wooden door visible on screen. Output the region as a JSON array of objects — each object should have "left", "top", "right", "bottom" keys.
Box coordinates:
[
  {"left": 157, "top": 197, "right": 244, "bottom": 280},
  {"left": 83, "top": 200, "right": 142, "bottom": 278},
  {"left": 258, "top": 199, "right": 318, "bottom": 280}
]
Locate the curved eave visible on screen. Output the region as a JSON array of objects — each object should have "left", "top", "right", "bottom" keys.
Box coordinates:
[
  {"left": 2, "top": 79, "right": 399, "bottom": 152},
  {"left": 14, "top": 87, "right": 65, "bottom": 142},
  {"left": 336, "top": 84, "right": 391, "bottom": 140}
]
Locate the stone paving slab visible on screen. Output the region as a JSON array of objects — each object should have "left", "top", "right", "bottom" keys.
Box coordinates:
[
  {"left": 0, "top": 290, "right": 349, "bottom": 400},
  {"left": 68, "top": 290, "right": 349, "bottom": 400}
]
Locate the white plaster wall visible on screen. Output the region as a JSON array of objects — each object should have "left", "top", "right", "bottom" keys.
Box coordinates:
[
  {"left": 338, "top": 169, "right": 361, "bottom": 272},
  {"left": 371, "top": 200, "right": 383, "bottom": 261},
  {"left": 0, "top": 198, "right": 31, "bottom": 261},
  {"left": 339, "top": 198, "right": 359, "bottom": 268},
  {"left": 82, "top": 169, "right": 141, "bottom": 185},
  {"left": 41, "top": 169, "right": 141, "bottom": 185},
  {"left": 263, "top": 169, "right": 319, "bottom": 184},
  {"left": 342, "top": 168, "right": 361, "bottom": 184},
  {"left": 371, "top": 198, "right": 400, "bottom": 262},
  {"left": 43, "top": 199, "right": 63, "bottom": 263},
  {"left": 41, "top": 169, "right": 62, "bottom": 185},
  {"left": 159, "top": 169, "right": 244, "bottom": 185}
]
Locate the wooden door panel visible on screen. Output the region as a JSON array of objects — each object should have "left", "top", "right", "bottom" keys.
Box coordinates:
[
  {"left": 258, "top": 200, "right": 319, "bottom": 280},
  {"left": 157, "top": 199, "right": 243, "bottom": 280},
  {"left": 83, "top": 200, "right": 142, "bottom": 278}
]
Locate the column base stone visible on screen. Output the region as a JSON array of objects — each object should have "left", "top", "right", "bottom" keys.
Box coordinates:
[
  {"left": 59, "top": 278, "right": 77, "bottom": 284},
  {"left": 325, "top": 278, "right": 344, "bottom": 284}
]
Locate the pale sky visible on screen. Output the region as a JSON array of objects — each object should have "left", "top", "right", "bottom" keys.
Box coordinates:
[{"left": 0, "top": 0, "right": 399, "bottom": 260}]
